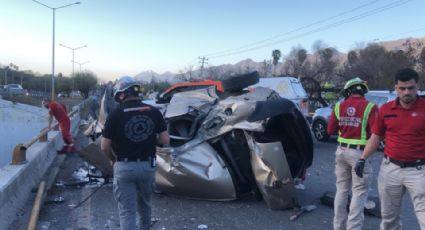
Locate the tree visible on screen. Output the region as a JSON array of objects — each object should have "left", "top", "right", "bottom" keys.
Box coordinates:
[
  {"left": 418, "top": 47, "right": 425, "bottom": 87},
  {"left": 175, "top": 71, "right": 188, "bottom": 82},
  {"left": 259, "top": 59, "right": 272, "bottom": 77},
  {"left": 8, "top": 63, "right": 19, "bottom": 84},
  {"left": 402, "top": 38, "right": 424, "bottom": 65},
  {"left": 150, "top": 73, "right": 157, "bottom": 92},
  {"left": 176, "top": 65, "right": 195, "bottom": 82},
  {"left": 418, "top": 47, "right": 425, "bottom": 72},
  {"left": 282, "top": 41, "right": 340, "bottom": 107},
  {"left": 72, "top": 71, "right": 98, "bottom": 98},
  {"left": 272, "top": 49, "right": 281, "bottom": 65},
  {"left": 272, "top": 49, "right": 281, "bottom": 76},
  {"left": 281, "top": 46, "right": 307, "bottom": 78},
  {"left": 342, "top": 44, "right": 413, "bottom": 89},
  {"left": 57, "top": 77, "right": 72, "bottom": 95},
  {"left": 205, "top": 66, "right": 221, "bottom": 80}
]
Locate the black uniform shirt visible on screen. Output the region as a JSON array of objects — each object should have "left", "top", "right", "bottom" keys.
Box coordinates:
[{"left": 102, "top": 99, "right": 167, "bottom": 159}]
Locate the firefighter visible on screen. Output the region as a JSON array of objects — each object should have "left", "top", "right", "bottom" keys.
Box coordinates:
[{"left": 327, "top": 77, "right": 378, "bottom": 230}]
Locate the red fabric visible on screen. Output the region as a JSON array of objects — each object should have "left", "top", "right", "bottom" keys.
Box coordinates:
[
  {"left": 372, "top": 97, "right": 425, "bottom": 161},
  {"left": 48, "top": 101, "right": 72, "bottom": 145},
  {"left": 327, "top": 96, "right": 378, "bottom": 141}
]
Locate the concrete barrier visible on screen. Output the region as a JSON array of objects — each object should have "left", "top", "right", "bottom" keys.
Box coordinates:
[{"left": 0, "top": 112, "right": 80, "bottom": 227}]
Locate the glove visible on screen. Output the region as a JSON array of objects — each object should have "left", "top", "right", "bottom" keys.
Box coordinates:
[{"left": 355, "top": 159, "right": 366, "bottom": 178}]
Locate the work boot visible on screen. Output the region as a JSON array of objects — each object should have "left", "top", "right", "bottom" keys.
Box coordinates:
[
  {"left": 57, "top": 145, "right": 76, "bottom": 154},
  {"left": 68, "top": 145, "right": 77, "bottom": 153},
  {"left": 57, "top": 145, "right": 70, "bottom": 154}
]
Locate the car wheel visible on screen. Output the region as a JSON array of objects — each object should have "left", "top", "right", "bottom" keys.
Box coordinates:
[
  {"left": 312, "top": 120, "right": 329, "bottom": 142},
  {"left": 221, "top": 71, "right": 259, "bottom": 92}
]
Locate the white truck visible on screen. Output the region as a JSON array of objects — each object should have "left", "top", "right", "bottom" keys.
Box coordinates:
[{"left": 249, "top": 76, "right": 309, "bottom": 116}]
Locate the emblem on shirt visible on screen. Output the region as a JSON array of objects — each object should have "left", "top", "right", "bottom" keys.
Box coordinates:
[
  {"left": 124, "top": 115, "right": 154, "bottom": 142},
  {"left": 346, "top": 107, "right": 356, "bottom": 116},
  {"left": 412, "top": 112, "right": 417, "bottom": 117}
]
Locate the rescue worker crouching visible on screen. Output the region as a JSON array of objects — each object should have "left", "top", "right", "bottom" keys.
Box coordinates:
[
  {"left": 101, "top": 76, "right": 169, "bottom": 230},
  {"left": 42, "top": 98, "right": 76, "bottom": 154},
  {"left": 327, "top": 77, "right": 378, "bottom": 230}
]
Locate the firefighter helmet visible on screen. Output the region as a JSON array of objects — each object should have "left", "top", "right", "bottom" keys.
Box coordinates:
[
  {"left": 113, "top": 76, "right": 140, "bottom": 102},
  {"left": 343, "top": 77, "right": 368, "bottom": 96}
]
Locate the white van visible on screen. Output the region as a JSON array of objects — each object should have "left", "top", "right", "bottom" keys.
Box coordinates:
[{"left": 250, "top": 76, "right": 309, "bottom": 115}]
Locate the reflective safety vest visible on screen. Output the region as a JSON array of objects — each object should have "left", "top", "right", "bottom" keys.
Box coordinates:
[{"left": 334, "top": 102, "right": 374, "bottom": 145}]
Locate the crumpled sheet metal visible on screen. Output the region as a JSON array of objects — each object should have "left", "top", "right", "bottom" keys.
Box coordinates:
[
  {"left": 165, "top": 87, "right": 218, "bottom": 118},
  {"left": 245, "top": 133, "right": 298, "bottom": 210},
  {"left": 82, "top": 119, "right": 103, "bottom": 137},
  {"left": 198, "top": 96, "right": 264, "bottom": 140},
  {"left": 156, "top": 142, "right": 237, "bottom": 201},
  {"left": 78, "top": 142, "right": 113, "bottom": 176}
]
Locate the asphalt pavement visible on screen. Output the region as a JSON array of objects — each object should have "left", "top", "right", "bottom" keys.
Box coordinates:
[{"left": 10, "top": 137, "right": 421, "bottom": 230}]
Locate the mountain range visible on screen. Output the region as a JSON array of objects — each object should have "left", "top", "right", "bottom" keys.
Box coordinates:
[{"left": 134, "top": 37, "right": 425, "bottom": 83}]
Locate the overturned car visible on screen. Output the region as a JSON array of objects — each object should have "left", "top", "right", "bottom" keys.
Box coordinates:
[{"left": 83, "top": 71, "right": 313, "bottom": 210}]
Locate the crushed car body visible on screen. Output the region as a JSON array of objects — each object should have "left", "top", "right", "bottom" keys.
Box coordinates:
[{"left": 82, "top": 71, "right": 313, "bottom": 210}]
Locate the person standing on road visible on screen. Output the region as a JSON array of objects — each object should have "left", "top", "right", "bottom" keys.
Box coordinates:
[
  {"left": 88, "top": 93, "right": 100, "bottom": 120},
  {"left": 42, "top": 98, "right": 75, "bottom": 154},
  {"left": 101, "top": 76, "right": 169, "bottom": 230},
  {"left": 355, "top": 68, "right": 425, "bottom": 230},
  {"left": 327, "top": 77, "right": 378, "bottom": 230}
]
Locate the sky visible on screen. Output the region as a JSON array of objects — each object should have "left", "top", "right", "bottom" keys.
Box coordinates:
[{"left": 1, "top": 0, "right": 425, "bottom": 82}]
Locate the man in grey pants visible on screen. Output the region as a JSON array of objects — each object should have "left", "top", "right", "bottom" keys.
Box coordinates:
[{"left": 101, "top": 76, "right": 169, "bottom": 230}]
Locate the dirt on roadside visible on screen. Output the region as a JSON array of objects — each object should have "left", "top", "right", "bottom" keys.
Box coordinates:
[
  {"left": 1, "top": 94, "right": 90, "bottom": 119},
  {"left": 1, "top": 95, "right": 84, "bottom": 108}
]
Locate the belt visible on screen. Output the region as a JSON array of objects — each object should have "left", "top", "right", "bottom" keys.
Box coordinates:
[
  {"left": 385, "top": 155, "right": 425, "bottom": 168},
  {"left": 116, "top": 156, "right": 149, "bottom": 162},
  {"left": 339, "top": 142, "right": 365, "bottom": 150}
]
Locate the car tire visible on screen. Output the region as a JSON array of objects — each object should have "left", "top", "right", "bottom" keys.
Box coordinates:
[
  {"left": 312, "top": 119, "right": 329, "bottom": 142},
  {"left": 221, "top": 71, "right": 259, "bottom": 92}
]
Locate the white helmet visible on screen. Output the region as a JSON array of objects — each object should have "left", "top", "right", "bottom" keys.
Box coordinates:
[{"left": 113, "top": 76, "right": 140, "bottom": 102}]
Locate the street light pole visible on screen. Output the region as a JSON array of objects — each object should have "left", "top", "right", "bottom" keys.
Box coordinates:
[
  {"left": 60, "top": 44, "right": 87, "bottom": 89},
  {"left": 73, "top": 61, "right": 90, "bottom": 71},
  {"left": 32, "top": 0, "right": 80, "bottom": 100},
  {"left": 59, "top": 43, "right": 87, "bottom": 76}
]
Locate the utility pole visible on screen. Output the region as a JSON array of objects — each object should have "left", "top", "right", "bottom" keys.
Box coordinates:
[{"left": 198, "top": 56, "right": 208, "bottom": 78}]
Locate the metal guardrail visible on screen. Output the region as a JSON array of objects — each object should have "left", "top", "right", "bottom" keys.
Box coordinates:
[
  {"left": 23, "top": 96, "right": 100, "bottom": 229},
  {"left": 10, "top": 104, "right": 81, "bottom": 165}
]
